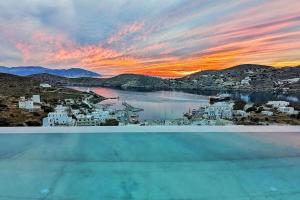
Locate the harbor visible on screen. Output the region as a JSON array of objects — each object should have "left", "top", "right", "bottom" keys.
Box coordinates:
[{"left": 27, "top": 87, "right": 299, "bottom": 126}]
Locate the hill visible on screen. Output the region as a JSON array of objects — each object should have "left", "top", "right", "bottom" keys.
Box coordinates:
[
  {"left": 177, "top": 64, "right": 300, "bottom": 92},
  {"left": 0, "top": 73, "right": 39, "bottom": 97},
  {"left": 29, "top": 73, "right": 170, "bottom": 91},
  {"left": 101, "top": 74, "right": 169, "bottom": 91},
  {"left": 0, "top": 73, "right": 105, "bottom": 126},
  {"left": 0, "top": 66, "right": 100, "bottom": 78},
  {"left": 181, "top": 64, "right": 274, "bottom": 79}
]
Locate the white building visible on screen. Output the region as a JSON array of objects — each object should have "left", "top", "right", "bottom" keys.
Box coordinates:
[
  {"left": 223, "top": 81, "right": 235, "bottom": 86},
  {"left": 65, "top": 99, "right": 75, "bottom": 105},
  {"left": 241, "top": 76, "right": 251, "bottom": 85},
  {"left": 276, "top": 78, "right": 300, "bottom": 85},
  {"left": 18, "top": 95, "right": 41, "bottom": 111},
  {"left": 235, "top": 110, "right": 249, "bottom": 117},
  {"left": 32, "top": 95, "right": 41, "bottom": 103},
  {"left": 18, "top": 97, "right": 34, "bottom": 110},
  {"left": 40, "top": 83, "right": 51, "bottom": 88},
  {"left": 43, "top": 104, "right": 74, "bottom": 126},
  {"left": 267, "top": 101, "right": 290, "bottom": 108},
  {"left": 262, "top": 111, "right": 273, "bottom": 116},
  {"left": 278, "top": 107, "right": 298, "bottom": 115},
  {"left": 244, "top": 104, "right": 254, "bottom": 111},
  {"left": 91, "top": 109, "right": 110, "bottom": 122},
  {"left": 76, "top": 114, "right": 102, "bottom": 126},
  {"left": 203, "top": 102, "right": 234, "bottom": 120},
  {"left": 71, "top": 109, "right": 81, "bottom": 115},
  {"left": 54, "top": 105, "right": 68, "bottom": 112}
]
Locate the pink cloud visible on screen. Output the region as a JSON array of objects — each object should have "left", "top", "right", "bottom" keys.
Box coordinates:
[{"left": 107, "top": 22, "right": 144, "bottom": 44}]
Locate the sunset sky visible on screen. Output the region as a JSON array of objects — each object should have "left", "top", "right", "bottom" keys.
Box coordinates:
[{"left": 0, "top": 0, "right": 300, "bottom": 77}]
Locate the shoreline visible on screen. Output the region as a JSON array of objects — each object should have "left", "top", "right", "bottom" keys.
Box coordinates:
[
  {"left": 69, "top": 85, "right": 300, "bottom": 93},
  {"left": 0, "top": 126, "right": 299, "bottom": 134}
]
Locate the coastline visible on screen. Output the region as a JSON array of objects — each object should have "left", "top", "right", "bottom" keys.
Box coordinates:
[{"left": 0, "top": 125, "right": 299, "bottom": 134}]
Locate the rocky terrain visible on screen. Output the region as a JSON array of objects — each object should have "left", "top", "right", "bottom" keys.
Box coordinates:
[{"left": 177, "top": 64, "right": 300, "bottom": 92}]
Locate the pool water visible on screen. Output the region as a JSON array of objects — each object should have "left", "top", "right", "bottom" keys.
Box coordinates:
[{"left": 0, "top": 132, "right": 300, "bottom": 199}]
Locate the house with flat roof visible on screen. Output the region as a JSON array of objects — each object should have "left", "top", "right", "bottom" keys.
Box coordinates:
[
  {"left": 18, "top": 95, "right": 41, "bottom": 111},
  {"left": 267, "top": 101, "right": 289, "bottom": 108}
]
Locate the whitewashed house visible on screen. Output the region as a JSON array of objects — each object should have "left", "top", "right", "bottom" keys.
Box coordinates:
[
  {"left": 267, "top": 101, "right": 289, "bottom": 108},
  {"left": 203, "top": 102, "right": 234, "bottom": 120},
  {"left": 244, "top": 103, "right": 254, "bottom": 111},
  {"left": 65, "top": 99, "right": 75, "bottom": 105},
  {"left": 262, "top": 111, "right": 273, "bottom": 116},
  {"left": 71, "top": 109, "right": 81, "bottom": 115},
  {"left": 18, "top": 97, "right": 34, "bottom": 110},
  {"left": 235, "top": 110, "right": 249, "bottom": 117},
  {"left": 32, "top": 95, "right": 41, "bottom": 103},
  {"left": 19, "top": 95, "right": 41, "bottom": 111},
  {"left": 278, "top": 107, "right": 298, "bottom": 115},
  {"left": 76, "top": 114, "right": 103, "bottom": 126},
  {"left": 91, "top": 109, "right": 110, "bottom": 122},
  {"left": 241, "top": 76, "right": 251, "bottom": 85},
  {"left": 43, "top": 111, "right": 74, "bottom": 127},
  {"left": 40, "top": 83, "right": 51, "bottom": 88},
  {"left": 54, "top": 105, "right": 68, "bottom": 112},
  {"left": 43, "top": 105, "right": 74, "bottom": 126}
]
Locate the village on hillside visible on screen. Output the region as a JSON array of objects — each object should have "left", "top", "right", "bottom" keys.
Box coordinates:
[
  {"left": 14, "top": 83, "right": 144, "bottom": 127},
  {"left": 14, "top": 83, "right": 300, "bottom": 126}
]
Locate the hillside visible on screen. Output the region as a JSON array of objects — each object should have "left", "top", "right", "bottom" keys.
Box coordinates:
[
  {"left": 29, "top": 73, "right": 170, "bottom": 91},
  {"left": 101, "top": 74, "right": 169, "bottom": 91},
  {"left": 0, "top": 73, "right": 105, "bottom": 126},
  {"left": 0, "top": 73, "right": 40, "bottom": 97},
  {"left": 0, "top": 66, "right": 100, "bottom": 78},
  {"left": 177, "top": 64, "right": 300, "bottom": 92},
  {"left": 29, "top": 73, "right": 104, "bottom": 86}
]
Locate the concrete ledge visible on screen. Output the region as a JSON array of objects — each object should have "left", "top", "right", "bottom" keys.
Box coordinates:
[{"left": 0, "top": 126, "right": 299, "bottom": 133}]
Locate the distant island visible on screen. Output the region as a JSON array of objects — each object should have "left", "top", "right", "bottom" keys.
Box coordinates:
[{"left": 0, "top": 66, "right": 100, "bottom": 78}]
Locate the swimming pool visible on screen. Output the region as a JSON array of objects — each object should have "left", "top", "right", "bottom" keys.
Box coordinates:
[{"left": 0, "top": 129, "right": 300, "bottom": 199}]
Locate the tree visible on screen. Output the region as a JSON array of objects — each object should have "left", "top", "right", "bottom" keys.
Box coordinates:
[
  {"left": 25, "top": 120, "right": 41, "bottom": 126},
  {"left": 246, "top": 106, "right": 257, "bottom": 113},
  {"left": 233, "top": 100, "right": 246, "bottom": 110},
  {"left": 101, "top": 119, "right": 119, "bottom": 126},
  {"left": 255, "top": 107, "right": 264, "bottom": 113}
]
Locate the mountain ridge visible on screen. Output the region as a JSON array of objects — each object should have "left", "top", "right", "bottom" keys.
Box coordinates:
[{"left": 0, "top": 66, "right": 100, "bottom": 78}]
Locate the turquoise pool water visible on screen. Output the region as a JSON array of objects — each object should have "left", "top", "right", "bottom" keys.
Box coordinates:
[{"left": 0, "top": 132, "right": 300, "bottom": 199}]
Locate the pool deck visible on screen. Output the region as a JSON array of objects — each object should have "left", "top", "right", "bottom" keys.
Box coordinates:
[{"left": 0, "top": 127, "right": 299, "bottom": 199}]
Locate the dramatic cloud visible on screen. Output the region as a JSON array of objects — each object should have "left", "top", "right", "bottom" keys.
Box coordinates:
[{"left": 0, "top": 0, "right": 299, "bottom": 77}]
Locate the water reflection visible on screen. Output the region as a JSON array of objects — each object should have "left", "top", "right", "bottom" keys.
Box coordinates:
[{"left": 86, "top": 87, "right": 209, "bottom": 120}]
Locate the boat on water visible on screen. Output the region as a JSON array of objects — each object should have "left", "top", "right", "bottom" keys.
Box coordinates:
[
  {"left": 183, "top": 108, "right": 195, "bottom": 119},
  {"left": 209, "top": 93, "right": 231, "bottom": 104},
  {"left": 129, "top": 113, "right": 139, "bottom": 124}
]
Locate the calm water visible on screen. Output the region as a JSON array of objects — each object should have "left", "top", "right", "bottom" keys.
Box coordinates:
[
  {"left": 75, "top": 87, "right": 300, "bottom": 121},
  {"left": 89, "top": 87, "right": 210, "bottom": 120},
  {"left": 0, "top": 131, "right": 300, "bottom": 199}
]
